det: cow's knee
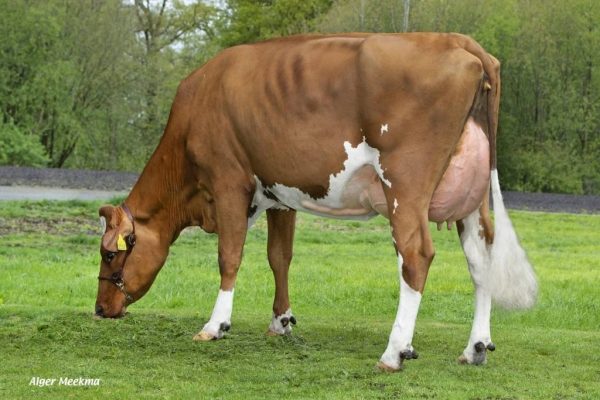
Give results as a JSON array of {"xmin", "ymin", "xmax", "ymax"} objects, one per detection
[{"xmin": 218, "ymin": 252, "xmax": 242, "ymax": 289}]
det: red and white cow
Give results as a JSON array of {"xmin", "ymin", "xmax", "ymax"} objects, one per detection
[{"xmin": 95, "ymin": 33, "xmax": 537, "ymax": 370}]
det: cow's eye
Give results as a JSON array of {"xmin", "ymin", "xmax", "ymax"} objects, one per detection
[{"xmin": 103, "ymin": 252, "xmax": 117, "ymax": 263}]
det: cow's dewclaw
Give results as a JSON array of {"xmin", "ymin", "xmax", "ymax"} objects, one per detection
[{"xmin": 458, "ymin": 341, "xmax": 495, "ymax": 365}]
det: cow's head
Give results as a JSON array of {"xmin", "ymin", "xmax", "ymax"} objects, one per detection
[{"xmin": 94, "ymin": 204, "xmax": 166, "ymax": 318}]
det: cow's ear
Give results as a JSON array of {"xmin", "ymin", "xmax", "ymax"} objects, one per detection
[
  {"xmin": 99, "ymin": 205, "xmax": 118, "ymax": 252},
  {"xmin": 98, "ymin": 205, "xmax": 133, "ymax": 252},
  {"xmin": 99, "ymin": 205, "xmax": 113, "ymax": 233}
]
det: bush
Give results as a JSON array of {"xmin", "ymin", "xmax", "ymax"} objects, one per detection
[
  {"xmin": 499, "ymin": 141, "xmax": 586, "ymax": 194},
  {"xmin": 0, "ymin": 120, "xmax": 49, "ymax": 167}
]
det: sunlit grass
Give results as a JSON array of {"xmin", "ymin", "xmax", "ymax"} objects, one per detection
[{"xmin": 1, "ymin": 201, "xmax": 599, "ymax": 399}]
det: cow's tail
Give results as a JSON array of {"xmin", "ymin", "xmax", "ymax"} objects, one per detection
[
  {"xmin": 487, "ymin": 170, "xmax": 538, "ymax": 309},
  {"xmin": 461, "ymin": 35, "xmax": 538, "ymax": 309}
]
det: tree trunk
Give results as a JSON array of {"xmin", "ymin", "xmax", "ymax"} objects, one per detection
[{"xmin": 403, "ymin": 0, "xmax": 410, "ymax": 32}]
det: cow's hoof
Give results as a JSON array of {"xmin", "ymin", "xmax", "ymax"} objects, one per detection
[
  {"xmin": 193, "ymin": 322, "xmax": 231, "ymax": 341},
  {"xmin": 458, "ymin": 341, "xmax": 495, "ymax": 365},
  {"xmin": 268, "ymin": 310, "xmax": 296, "ymax": 336},
  {"xmin": 193, "ymin": 331, "xmax": 215, "ymax": 341},
  {"xmin": 377, "ymin": 347, "xmax": 418, "ymax": 372},
  {"xmin": 376, "ymin": 361, "xmax": 402, "ymax": 372}
]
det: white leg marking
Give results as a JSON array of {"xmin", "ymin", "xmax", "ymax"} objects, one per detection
[
  {"xmin": 460, "ymin": 210, "xmax": 490, "ymax": 284},
  {"xmin": 461, "ymin": 287, "xmax": 492, "ymax": 364},
  {"xmin": 268, "ymin": 308, "xmax": 294, "ymax": 335},
  {"xmin": 379, "ymin": 254, "xmax": 422, "ymax": 370},
  {"xmin": 393, "ymin": 198, "xmax": 398, "ymax": 214},
  {"xmin": 459, "ymin": 210, "xmax": 493, "ymax": 364},
  {"xmin": 470, "ymin": 289, "xmax": 492, "ymax": 344},
  {"xmin": 201, "ymin": 289, "xmax": 234, "ymax": 339}
]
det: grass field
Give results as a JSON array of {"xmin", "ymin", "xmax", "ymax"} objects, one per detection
[{"xmin": 1, "ymin": 200, "xmax": 599, "ymax": 399}]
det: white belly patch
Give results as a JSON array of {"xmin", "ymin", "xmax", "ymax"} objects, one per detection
[{"xmin": 250, "ymin": 138, "xmax": 390, "ymax": 222}]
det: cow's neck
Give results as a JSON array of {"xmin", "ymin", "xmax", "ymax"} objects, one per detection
[{"xmin": 125, "ymin": 134, "xmax": 193, "ymax": 247}]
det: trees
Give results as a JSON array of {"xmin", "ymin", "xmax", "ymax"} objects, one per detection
[
  {"xmin": 318, "ymin": 0, "xmax": 600, "ymax": 194},
  {"xmin": 0, "ymin": 0, "xmax": 598, "ymax": 193},
  {"xmin": 217, "ymin": 0, "xmax": 332, "ymax": 47},
  {"xmin": 131, "ymin": 0, "xmax": 217, "ymax": 160},
  {"xmin": 0, "ymin": 119, "xmax": 48, "ymax": 167},
  {"xmin": 0, "ymin": 0, "xmax": 217, "ymax": 171},
  {"xmin": 0, "ymin": 0, "xmax": 138, "ymax": 168},
  {"xmin": 490, "ymin": 0, "xmax": 600, "ymax": 194}
]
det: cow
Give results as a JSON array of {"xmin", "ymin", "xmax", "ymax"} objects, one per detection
[{"xmin": 95, "ymin": 33, "xmax": 537, "ymax": 371}]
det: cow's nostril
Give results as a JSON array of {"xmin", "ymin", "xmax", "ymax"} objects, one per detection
[{"xmin": 95, "ymin": 304, "xmax": 104, "ymax": 316}]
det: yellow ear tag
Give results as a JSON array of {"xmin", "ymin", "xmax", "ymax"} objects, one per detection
[{"xmin": 117, "ymin": 234, "xmax": 127, "ymax": 251}]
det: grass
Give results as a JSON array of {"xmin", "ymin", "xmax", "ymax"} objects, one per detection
[{"xmin": 1, "ymin": 200, "xmax": 599, "ymax": 399}]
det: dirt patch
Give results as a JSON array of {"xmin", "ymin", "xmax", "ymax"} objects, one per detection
[{"xmin": 0, "ymin": 216, "xmax": 100, "ymax": 236}]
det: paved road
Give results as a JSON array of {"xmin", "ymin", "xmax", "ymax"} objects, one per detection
[
  {"xmin": 1, "ymin": 166, "xmax": 599, "ymax": 213},
  {"xmin": 0, "ymin": 186, "xmax": 127, "ymax": 201},
  {"xmin": 1, "ymin": 184, "xmax": 599, "ymax": 214}
]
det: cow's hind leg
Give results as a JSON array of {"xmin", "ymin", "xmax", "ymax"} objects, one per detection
[
  {"xmin": 193, "ymin": 182, "xmax": 252, "ymax": 341},
  {"xmin": 266, "ymin": 209, "xmax": 297, "ymax": 335},
  {"xmin": 457, "ymin": 200, "xmax": 496, "ymax": 364},
  {"xmin": 378, "ymin": 200, "xmax": 434, "ymax": 371}
]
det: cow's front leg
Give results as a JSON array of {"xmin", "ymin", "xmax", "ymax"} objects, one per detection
[
  {"xmin": 457, "ymin": 207, "xmax": 495, "ymax": 364},
  {"xmin": 378, "ymin": 207, "xmax": 434, "ymax": 371},
  {"xmin": 193, "ymin": 183, "xmax": 251, "ymax": 341},
  {"xmin": 194, "ymin": 289, "xmax": 235, "ymax": 341},
  {"xmin": 265, "ymin": 209, "xmax": 297, "ymax": 335}
]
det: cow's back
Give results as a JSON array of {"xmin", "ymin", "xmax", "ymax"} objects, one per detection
[{"xmin": 185, "ymin": 34, "xmax": 487, "ymax": 205}]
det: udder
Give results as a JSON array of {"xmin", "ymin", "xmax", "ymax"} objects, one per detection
[
  {"xmin": 353, "ymin": 117, "xmax": 489, "ymax": 223},
  {"xmin": 428, "ymin": 117, "xmax": 490, "ymax": 223}
]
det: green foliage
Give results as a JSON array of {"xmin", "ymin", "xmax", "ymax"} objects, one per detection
[
  {"xmin": 0, "ymin": 0, "xmax": 598, "ymax": 194},
  {"xmin": 0, "ymin": 120, "xmax": 49, "ymax": 167},
  {"xmin": 0, "ymin": 0, "xmax": 217, "ymax": 171},
  {"xmin": 218, "ymin": 0, "xmax": 333, "ymax": 47},
  {"xmin": 131, "ymin": 0, "xmax": 219, "ymax": 162},
  {"xmin": 499, "ymin": 140, "xmax": 584, "ymax": 194}
]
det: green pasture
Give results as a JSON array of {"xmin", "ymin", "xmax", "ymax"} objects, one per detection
[{"xmin": 0, "ymin": 200, "xmax": 599, "ymax": 399}]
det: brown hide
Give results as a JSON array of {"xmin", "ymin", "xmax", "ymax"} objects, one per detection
[{"xmin": 95, "ymin": 33, "xmax": 500, "ymax": 315}]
